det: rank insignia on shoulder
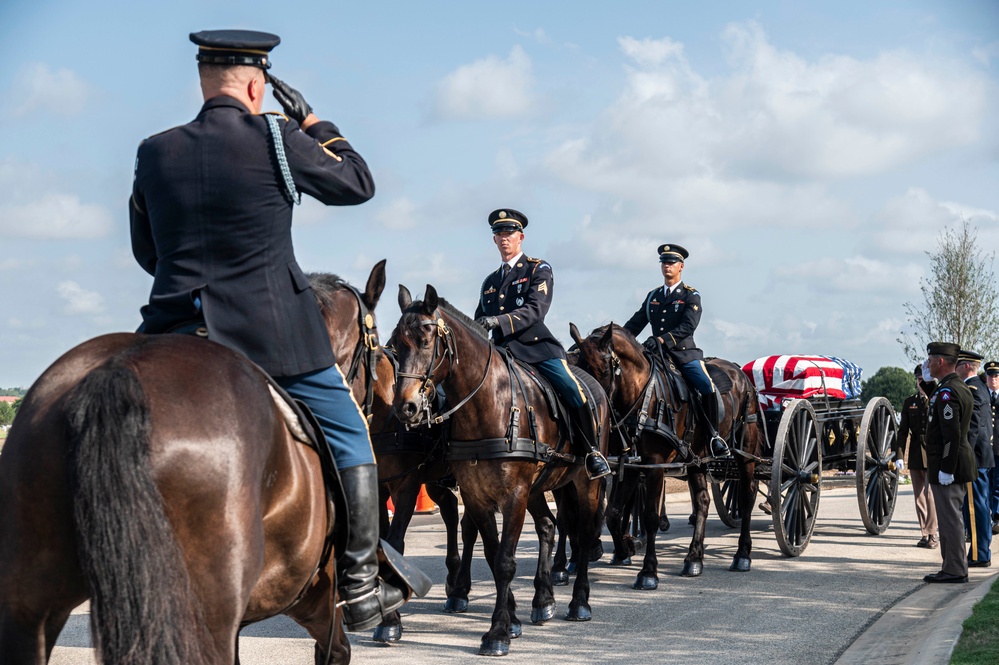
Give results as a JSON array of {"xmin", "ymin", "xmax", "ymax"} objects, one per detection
[{"xmin": 538, "ymin": 281, "xmax": 548, "ymax": 295}]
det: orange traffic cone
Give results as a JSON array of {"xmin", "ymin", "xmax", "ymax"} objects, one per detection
[{"xmin": 415, "ymin": 484, "xmax": 438, "ymax": 515}]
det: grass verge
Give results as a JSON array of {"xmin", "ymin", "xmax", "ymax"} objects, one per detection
[{"xmin": 952, "ymin": 576, "xmax": 999, "ymax": 663}]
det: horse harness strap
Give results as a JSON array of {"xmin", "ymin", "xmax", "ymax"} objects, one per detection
[{"xmin": 338, "ymin": 280, "xmax": 380, "ymax": 421}]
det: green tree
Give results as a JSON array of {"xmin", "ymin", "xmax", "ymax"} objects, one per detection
[
  {"xmin": 0, "ymin": 401, "xmax": 13, "ymax": 427},
  {"xmin": 12, "ymin": 398, "xmax": 22, "ymax": 415},
  {"xmin": 861, "ymin": 366, "xmax": 915, "ymax": 412},
  {"xmin": 898, "ymin": 219, "xmax": 999, "ymax": 363}
]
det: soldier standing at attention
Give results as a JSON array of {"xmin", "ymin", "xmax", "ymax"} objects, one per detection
[
  {"xmin": 129, "ymin": 30, "xmax": 408, "ymax": 630},
  {"xmin": 984, "ymin": 360, "xmax": 999, "ymax": 535},
  {"xmin": 957, "ymin": 349, "xmax": 993, "ymax": 567},
  {"xmin": 897, "ymin": 363, "xmax": 938, "ymax": 549},
  {"xmin": 923, "ymin": 342, "xmax": 977, "ymax": 583},
  {"xmin": 474, "ymin": 209, "xmax": 610, "ymax": 479},
  {"xmin": 623, "ymin": 244, "xmax": 729, "ymax": 458}
]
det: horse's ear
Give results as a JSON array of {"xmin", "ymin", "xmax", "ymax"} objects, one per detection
[
  {"xmin": 363, "ymin": 259, "xmax": 387, "ymax": 310},
  {"xmin": 398, "ymin": 284, "xmax": 412, "ymax": 311},
  {"xmin": 600, "ymin": 322, "xmax": 615, "ymax": 350},
  {"xmin": 424, "ymin": 284, "xmax": 439, "ymax": 312},
  {"xmin": 569, "ymin": 322, "xmax": 584, "ymax": 346}
]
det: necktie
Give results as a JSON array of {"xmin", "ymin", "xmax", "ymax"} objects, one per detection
[{"xmin": 501, "ymin": 264, "xmax": 510, "ymax": 279}]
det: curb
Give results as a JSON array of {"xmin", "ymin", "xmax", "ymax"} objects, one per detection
[{"xmin": 836, "ymin": 570, "xmax": 998, "ymax": 664}]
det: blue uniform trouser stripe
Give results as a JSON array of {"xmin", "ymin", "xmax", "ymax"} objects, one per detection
[
  {"xmin": 680, "ymin": 359, "xmax": 715, "ymax": 396},
  {"xmin": 963, "ymin": 468, "xmax": 993, "ymax": 562},
  {"xmin": 276, "ymin": 364, "xmax": 375, "ymax": 470},
  {"xmin": 535, "ymin": 358, "xmax": 585, "ymax": 408}
]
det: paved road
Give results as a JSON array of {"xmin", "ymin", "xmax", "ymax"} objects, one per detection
[{"xmin": 51, "ymin": 481, "xmax": 990, "ymax": 664}]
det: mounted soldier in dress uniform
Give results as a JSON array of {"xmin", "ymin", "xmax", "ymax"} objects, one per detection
[
  {"xmin": 129, "ymin": 30, "xmax": 412, "ymax": 631},
  {"xmin": 897, "ymin": 363, "xmax": 938, "ymax": 548},
  {"xmin": 923, "ymin": 342, "xmax": 976, "ymax": 583},
  {"xmin": 623, "ymin": 244, "xmax": 730, "ymax": 458},
  {"xmin": 474, "ymin": 209, "xmax": 611, "ymax": 479}
]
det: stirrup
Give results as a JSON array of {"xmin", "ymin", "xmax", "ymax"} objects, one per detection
[
  {"xmin": 709, "ymin": 435, "xmax": 731, "ymax": 459},
  {"xmin": 585, "ymin": 452, "xmax": 611, "ymax": 480}
]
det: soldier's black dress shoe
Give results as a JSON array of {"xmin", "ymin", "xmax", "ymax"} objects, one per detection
[
  {"xmin": 968, "ymin": 560, "xmax": 992, "ymax": 568},
  {"xmin": 923, "ymin": 571, "xmax": 969, "ymax": 583}
]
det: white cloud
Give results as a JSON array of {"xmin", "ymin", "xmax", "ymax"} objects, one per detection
[
  {"xmin": 972, "ymin": 42, "xmax": 999, "ymax": 67},
  {"xmin": 872, "ymin": 188, "xmax": 999, "ymax": 256},
  {"xmin": 544, "ymin": 21, "xmax": 992, "ymax": 236},
  {"xmin": 12, "ymin": 63, "xmax": 90, "ymax": 116},
  {"xmin": 0, "ymin": 193, "xmax": 112, "ymax": 239},
  {"xmin": 773, "ymin": 256, "xmax": 924, "ymax": 295},
  {"xmin": 57, "ymin": 281, "xmax": 105, "ymax": 315},
  {"xmin": 433, "ymin": 46, "xmax": 535, "ymax": 120},
  {"xmin": 375, "ymin": 197, "xmax": 418, "ymax": 230}
]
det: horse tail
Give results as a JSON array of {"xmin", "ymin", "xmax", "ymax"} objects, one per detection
[{"xmin": 66, "ymin": 359, "xmax": 212, "ymax": 665}]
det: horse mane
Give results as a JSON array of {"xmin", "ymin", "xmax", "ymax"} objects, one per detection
[
  {"xmin": 437, "ymin": 298, "xmax": 490, "ymax": 341},
  {"xmin": 307, "ymin": 272, "xmax": 348, "ymax": 312}
]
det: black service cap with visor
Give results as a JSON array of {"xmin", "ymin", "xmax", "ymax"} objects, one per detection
[
  {"xmin": 658, "ymin": 243, "xmax": 688, "ymax": 264},
  {"xmin": 488, "ymin": 209, "xmax": 528, "ymax": 234},
  {"xmin": 190, "ymin": 30, "xmax": 280, "ymax": 70}
]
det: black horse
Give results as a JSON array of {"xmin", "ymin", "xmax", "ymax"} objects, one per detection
[{"xmin": 390, "ymin": 285, "xmax": 607, "ymax": 657}]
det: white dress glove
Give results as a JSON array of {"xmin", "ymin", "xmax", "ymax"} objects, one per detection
[
  {"xmin": 895, "ymin": 458, "xmax": 905, "ymax": 472},
  {"xmin": 939, "ymin": 471, "xmax": 955, "ymax": 486}
]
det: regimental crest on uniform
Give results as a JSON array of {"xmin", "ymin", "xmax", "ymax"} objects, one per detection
[
  {"xmin": 538, "ymin": 281, "xmax": 548, "ymax": 295},
  {"xmin": 516, "ymin": 297, "xmax": 524, "ymax": 306},
  {"xmin": 943, "ymin": 403, "xmax": 954, "ymax": 420},
  {"xmin": 692, "ymin": 305, "xmax": 699, "ymax": 311},
  {"xmin": 941, "ymin": 392, "xmax": 951, "ymax": 401}
]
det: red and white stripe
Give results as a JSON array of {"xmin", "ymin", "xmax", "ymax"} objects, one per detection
[{"xmin": 742, "ymin": 355, "xmax": 848, "ymax": 409}]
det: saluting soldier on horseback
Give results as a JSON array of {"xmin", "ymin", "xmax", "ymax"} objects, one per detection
[
  {"xmin": 129, "ymin": 30, "xmax": 411, "ymax": 632},
  {"xmin": 473, "ymin": 209, "xmax": 611, "ymax": 479},
  {"xmin": 623, "ymin": 244, "xmax": 731, "ymax": 459}
]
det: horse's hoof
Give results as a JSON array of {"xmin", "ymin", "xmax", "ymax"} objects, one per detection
[
  {"xmin": 681, "ymin": 561, "xmax": 703, "ymax": 577},
  {"xmin": 590, "ymin": 540, "xmax": 605, "ymax": 562},
  {"xmin": 509, "ymin": 622, "xmax": 522, "ymax": 639},
  {"xmin": 609, "ymin": 556, "xmax": 632, "ymax": 566},
  {"xmin": 372, "ymin": 623, "xmax": 403, "ymax": 643},
  {"xmin": 566, "ymin": 561, "xmax": 577, "ymax": 574},
  {"xmin": 730, "ymin": 557, "xmax": 752, "ymax": 572},
  {"xmin": 551, "ymin": 570, "xmax": 570, "ymax": 586},
  {"xmin": 479, "ymin": 640, "xmax": 510, "ymax": 657},
  {"xmin": 531, "ymin": 602, "xmax": 556, "ymax": 624},
  {"xmin": 687, "ymin": 513, "xmax": 696, "ymax": 526},
  {"xmin": 659, "ymin": 517, "xmax": 671, "ymax": 533},
  {"xmin": 443, "ymin": 597, "xmax": 469, "ymax": 614},
  {"xmin": 566, "ymin": 604, "xmax": 592, "ymax": 622},
  {"xmin": 633, "ymin": 574, "xmax": 659, "ymax": 590}
]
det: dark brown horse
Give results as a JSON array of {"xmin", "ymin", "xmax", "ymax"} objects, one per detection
[
  {"xmin": 390, "ymin": 285, "xmax": 607, "ymax": 657},
  {"xmin": 0, "ymin": 262, "xmax": 391, "ymax": 665},
  {"xmin": 570, "ymin": 323, "xmax": 762, "ymax": 588}
]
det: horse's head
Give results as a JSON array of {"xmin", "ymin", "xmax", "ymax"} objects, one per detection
[
  {"xmin": 570, "ymin": 322, "xmax": 648, "ymax": 408},
  {"xmin": 389, "ymin": 284, "xmax": 453, "ymax": 426}
]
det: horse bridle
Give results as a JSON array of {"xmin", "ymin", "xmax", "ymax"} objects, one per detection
[
  {"xmin": 395, "ymin": 311, "xmax": 493, "ymax": 427},
  {"xmin": 337, "ymin": 280, "xmax": 381, "ymax": 420}
]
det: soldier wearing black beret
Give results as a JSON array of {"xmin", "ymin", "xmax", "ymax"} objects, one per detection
[
  {"xmin": 923, "ymin": 342, "xmax": 977, "ymax": 582},
  {"xmin": 129, "ymin": 30, "xmax": 405, "ymax": 631},
  {"xmin": 474, "ymin": 209, "xmax": 610, "ymax": 479},
  {"xmin": 956, "ymin": 349, "xmax": 993, "ymax": 566},
  {"xmin": 623, "ymin": 244, "xmax": 729, "ymax": 458},
  {"xmin": 897, "ymin": 363, "xmax": 938, "ymax": 548}
]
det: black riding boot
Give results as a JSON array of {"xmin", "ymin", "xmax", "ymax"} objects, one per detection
[
  {"xmin": 702, "ymin": 393, "xmax": 731, "ymax": 458},
  {"xmin": 338, "ymin": 464, "xmax": 407, "ymax": 631},
  {"xmin": 571, "ymin": 405, "xmax": 611, "ymax": 479}
]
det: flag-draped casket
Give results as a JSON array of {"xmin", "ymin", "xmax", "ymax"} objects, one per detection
[{"xmin": 741, "ymin": 355, "xmax": 864, "ymax": 410}]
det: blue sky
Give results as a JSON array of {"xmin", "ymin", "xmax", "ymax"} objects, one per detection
[{"xmin": 1, "ymin": 1, "xmax": 997, "ymax": 387}]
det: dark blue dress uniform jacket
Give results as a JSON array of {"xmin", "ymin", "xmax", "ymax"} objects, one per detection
[
  {"xmin": 623, "ymin": 282, "xmax": 704, "ymax": 365},
  {"xmin": 474, "ymin": 256, "xmax": 565, "ymax": 364},
  {"xmin": 897, "ymin": 392, "xmax": 931, "ymax": 470},
  {"xmin": 967, "ymin": 375, "xmax": 995, "ymax": 469},
  {"xmin": 130, "ymin": 95, "xmax": 375, "ymax": 377}
]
